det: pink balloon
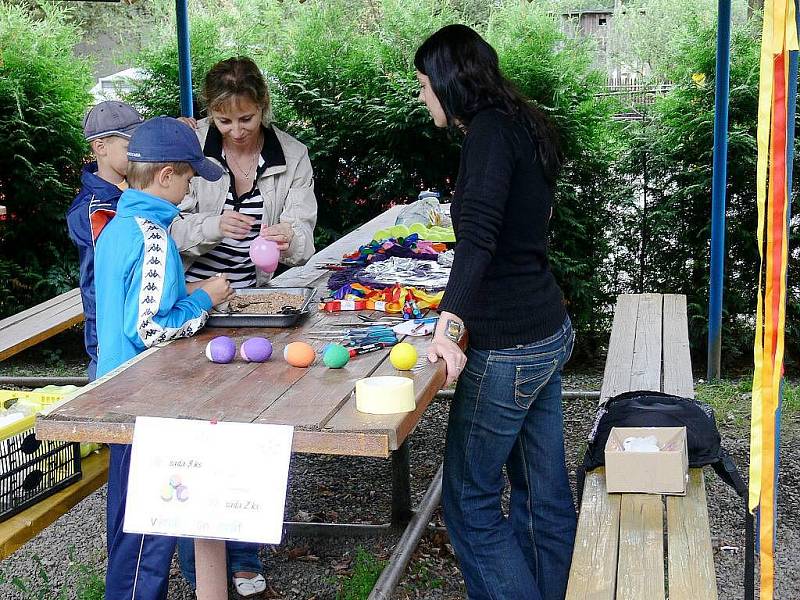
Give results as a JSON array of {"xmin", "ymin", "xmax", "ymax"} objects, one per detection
[{"xmin": 249, "ymin": 238, "xmax": 280, "ymax": 273}]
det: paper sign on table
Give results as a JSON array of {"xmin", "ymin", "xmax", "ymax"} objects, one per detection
[{"xmin": 124, "ymin": 417, "xmax": 293, "ymax": 544}]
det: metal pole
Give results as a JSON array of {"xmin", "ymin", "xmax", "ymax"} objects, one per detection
[
  {"xmin": 707, "ymin": 0, "xmax": 733, "ymax": 380},
  {"xmin": 434, "ymin": 389, "xmax": 600, "ymax": 401},
  {"xmin": 369, "ymin": 465, "xmax": 443, "ymax": 600},
  {"xmin": 0, "ymin": 376, "xmax": 89, "ymax": 387},
  {"xmin": 175, "ymin": 0, "xmax": 193, "ymax": 118},
  {"xmin": 391, "ymin": 440, "xmax": 412, "ymax": 527}
]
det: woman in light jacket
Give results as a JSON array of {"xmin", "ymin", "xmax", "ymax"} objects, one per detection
[
  {"xmin": 172, "ymin": 56, "xmax": 317, "ymax": 598},
  {"xmin": 172, "ymin": 56, "xmax": 316, "ymax": 289}
]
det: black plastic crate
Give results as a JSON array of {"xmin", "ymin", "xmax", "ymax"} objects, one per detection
[{"xmin": 0, "ymin": 426, "xmax": 82, "ymax": 521}]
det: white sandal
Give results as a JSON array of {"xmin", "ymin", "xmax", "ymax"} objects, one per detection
[{"xmin": 232, "ymin": 573, "xmax": 267, "ymax": 598}]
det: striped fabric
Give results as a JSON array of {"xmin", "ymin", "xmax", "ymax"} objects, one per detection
[{"xmin": 186, "ymin": 154, "xmax": 265, "ymax": 288}]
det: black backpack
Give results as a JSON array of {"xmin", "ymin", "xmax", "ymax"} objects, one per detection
[{"xmin": 577, "ymin": 390, "xmax": 754, "ymax": 600}]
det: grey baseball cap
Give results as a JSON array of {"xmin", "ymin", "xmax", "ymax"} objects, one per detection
[{"xmin": 83, "ymin": 101, "xmax": 144, "ymax": 141}]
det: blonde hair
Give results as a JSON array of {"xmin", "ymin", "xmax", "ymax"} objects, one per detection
[
  {"xmin": 126, "ymin": 161, "xmax": 193, "ymax": 190},
  {"xmin": 204, "ymin": 56, "xmax": 273, "ymax": 126}
]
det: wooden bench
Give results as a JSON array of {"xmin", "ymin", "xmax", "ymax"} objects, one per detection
[
  {"xmin": 566, "ymin": 293, "xmax": 717, "ymax": 600},
  {"xmin": 0, "ymin": 288, "xmax": 84, "ymax": 361}
]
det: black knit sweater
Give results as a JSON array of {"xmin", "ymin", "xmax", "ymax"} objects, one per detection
[{"xmin": 438, "ymin": 108, "xmax": 567, "ymax": 350}]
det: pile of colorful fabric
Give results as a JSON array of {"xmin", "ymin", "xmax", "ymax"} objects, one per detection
[
  {"xmin": 342, "ymin": 234, "xmax": 447, "ymax": 267},
  {"xmin": 324, "ymin": 282, "xmax": 444, "ymax": 315}
]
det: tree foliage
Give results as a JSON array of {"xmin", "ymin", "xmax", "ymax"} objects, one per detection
[{"xmin": 0, "ymin": 2, "xmax": 92, "ymax": 316}]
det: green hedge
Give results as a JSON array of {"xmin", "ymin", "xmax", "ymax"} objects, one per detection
[{"xmin": 0, "ymin": 2, "xmax": 92, "ymax": 317}]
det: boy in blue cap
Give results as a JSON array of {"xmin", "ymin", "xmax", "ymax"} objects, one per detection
[
  {"xmin": 67, "ymin": 101, "xmax": 144, "ymax": 380},
  {"xmin": 95, "ymin": 116, "xmax": 234, "ymax": 600}
]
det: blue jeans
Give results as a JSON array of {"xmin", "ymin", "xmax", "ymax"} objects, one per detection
[
  {"xmin": 442, "ymin": 317, "xmax": 577, "ymax": 600},
  {"xmin": 177, "ymin": 538, "xmax": 263, "ymax": 589}
]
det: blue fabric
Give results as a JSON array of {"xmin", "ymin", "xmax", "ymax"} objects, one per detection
[
  {"xmin": 176, "ymin": 538, "xmax": 263, "ymax": 589},
  {"xmin": 442, "ymin": 317, "xmax": 576, "ymax": 600},
  {"xmin": 94, "ymin": 188, "xmax": 212, "ymax": 378},
  {"xmin": 66, "ymin": 163, "xmax": 123, "ymax": 380},
  {"xmin": 106, "ymin": 444, "xmax": 176, "ymax": 600}
]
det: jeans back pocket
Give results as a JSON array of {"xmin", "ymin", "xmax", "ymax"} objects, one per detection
[{"xmin": 514, "ymin": 356, "xmax": 560, "ymax": 409}]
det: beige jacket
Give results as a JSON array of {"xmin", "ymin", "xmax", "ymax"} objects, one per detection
[{"xmin": 170, "ymin": 118, "xmax": 317, "ymax": 283}]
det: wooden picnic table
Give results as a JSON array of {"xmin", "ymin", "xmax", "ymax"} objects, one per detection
[{"xmin": 35, "ymin": 205, "xmax": 447, "ymax": 599}]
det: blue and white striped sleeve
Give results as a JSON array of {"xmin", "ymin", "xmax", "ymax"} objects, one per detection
[{"xmin": 124, "ymin": 218, "xmax": 212, "ymax": 349}]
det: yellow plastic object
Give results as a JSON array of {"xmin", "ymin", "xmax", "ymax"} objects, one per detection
[
  {"xmin": 355, "ymin": 376, "xmax": 415, "ymax": 414},
  {"xmin": 373, "ymin": 224, "xmax": 455, "ymax": 243},
  {"xmin": 0, "ymin": 386, "xmax": 79, "ymax": 440}
]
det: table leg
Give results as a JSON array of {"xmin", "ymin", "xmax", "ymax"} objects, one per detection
[
  {"xmin": 391, "ymin": 440, "xmax": 412, "ymax": 528},
  {"xmin": 194, "ymin": 538, "xmax": 227, "ymax": 600}
]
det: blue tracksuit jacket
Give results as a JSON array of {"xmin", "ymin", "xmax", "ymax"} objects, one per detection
[
  {"xmin": 94, "ymin": 188, "xmax": 212, "ymax": 377},
  {"xmin": 66, "ymin": 163, "xmax": 122, "ymax": 380},
  {"xmin": 94, "ymin": 188, "xmax": 212, "ymax": 600}
]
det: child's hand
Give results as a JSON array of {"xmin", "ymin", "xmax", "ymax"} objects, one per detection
[
  {"xmin": 260, "ymin": 222, "xmax": 293, "ymax": 251},
  {"xmin": 220, "ymin": 210, "xmax": 256, "ymax": 239},
  {"xmin": 200, "ymin": 274, "xmax": 235, "ymax": 307}
]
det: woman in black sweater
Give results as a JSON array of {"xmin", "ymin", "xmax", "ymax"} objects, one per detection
[{"xmin": 417, "ymin": 25, "xmax": 576, "ymax": 600}]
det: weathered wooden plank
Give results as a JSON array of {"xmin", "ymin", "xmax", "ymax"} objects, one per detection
[
  {"xmin": 0, "ymin": 448, "xmax": 108, "ymax": 560},
  {"xmin": 629, "ymin": 293, "xmax": 663, "ymax": 393},
  {"xmin": 565, "ymin": 468, "xmax": 620, "ymax": 600},
  {"xmin": 667, "ymin": 469, "xmax": 717, "ymax": 600},
  {"xmin": 616, "ymin": 494, "xmax": 665, "ymax": 599},
  {"xmin": 600, "ymin": 295, "xmax": 640, "ymax": 402},
  {"xmin": 0, "ymin": 289, "xmax": 84, "ymax": 361},
  {"xmin": 35, "ymin": 419, "xmax": 391, "ymax": 457},
  {"xmin": 662, "ymin": 294, "xmax": 694, "ymax": 398},
  {"xmin": 0, "ymin": 288, "xmax": 81, "ymax": 329},
  {"xmin": 323, "ymin": 332, "xmax": 446, "ymax": 450}
]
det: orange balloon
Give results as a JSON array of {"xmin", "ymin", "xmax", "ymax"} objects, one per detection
[{"xmin": 283, "ymin": 341, "xmax": 316, "ymax": 367}]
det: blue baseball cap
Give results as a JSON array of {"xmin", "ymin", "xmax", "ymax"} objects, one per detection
[{"xmin": 127, "ymin": 116, "xmax": 224, "ymax": 181}]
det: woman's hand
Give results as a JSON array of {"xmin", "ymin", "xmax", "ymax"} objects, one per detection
[
  {"xmin": 220, "ymin": 210, "xmax": 256, "ymax": 239},
  {"xmin": 427, "ymin": 311, "xmax": 467, "ymax": 387},
  {"xmin": 177, "ymin": 116, "xmax": 198, "ymax": 129},
  {"xmin": 260, "ymin": 222, "xmax": 294, "ymax": 251}
]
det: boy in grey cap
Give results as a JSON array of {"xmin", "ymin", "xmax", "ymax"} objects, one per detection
[{"xmin": 66, "ymin": 101, "xmax": 144, "ymax": 380}]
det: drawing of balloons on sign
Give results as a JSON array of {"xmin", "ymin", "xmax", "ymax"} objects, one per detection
[{"xmin": 161, "ymin": 473, "xmax": 190, "ymax": 503}]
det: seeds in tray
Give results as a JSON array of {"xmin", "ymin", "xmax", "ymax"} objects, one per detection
[{"xmin": 228, "ymin": 292, "xmax": 306, "ymax": 314}]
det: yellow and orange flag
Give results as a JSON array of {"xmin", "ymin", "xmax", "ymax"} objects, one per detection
[{"xmin": 750, "ymin": 2, "xmax": 797, "ymax": 597}]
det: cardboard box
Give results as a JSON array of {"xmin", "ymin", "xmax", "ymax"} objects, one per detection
[{"xmin": 604, "ymin": 426, "xmax": 689, "ymax": 495}]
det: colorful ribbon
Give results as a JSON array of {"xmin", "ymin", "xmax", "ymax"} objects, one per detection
[
  {"xmin": 326, "ymin": 283, "xmax": 443, "ymax": 314},
  {"xmin": 750, "ymin": 3, "xmax": 797, "ymax": 597}
]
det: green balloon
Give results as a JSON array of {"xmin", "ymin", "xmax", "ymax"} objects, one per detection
[{"xmin": 323, "ymin": 344, "xmax": 351, "ymax": 369}]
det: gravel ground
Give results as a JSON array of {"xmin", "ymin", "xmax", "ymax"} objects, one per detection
[{"xmin": 1, "ymin": 335, "xmax": 798, "ymax": 599}]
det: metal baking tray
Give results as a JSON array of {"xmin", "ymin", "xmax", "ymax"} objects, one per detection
[{"xmin": 205, "ymin": 286, "xmax": 315, "ymax": 328}]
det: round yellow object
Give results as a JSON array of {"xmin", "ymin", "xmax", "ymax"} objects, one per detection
[
  {"xmin": 284, "ymin": 342, "xmax": 316, "ymax": 367},
  {"xmin": 390, "ymin": 343, "xmax": 418, "ymax": 371}
]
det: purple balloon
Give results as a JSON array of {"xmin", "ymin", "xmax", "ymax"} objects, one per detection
[
  {"xmin": 240, "ymin": 337, "xmax": 273, "ymax": 363},
  {"xmin": 249, "ymin": 238, "xmax": 280, "ymax": 273},
  {"xmin": 205, "ymin": 336, "xmax": 237, "ymax": 364}
]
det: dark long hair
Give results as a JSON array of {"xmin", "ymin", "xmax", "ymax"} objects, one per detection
[{"xmin": 414, "ymin": 24, "xmax": 562, "ymax": 184}]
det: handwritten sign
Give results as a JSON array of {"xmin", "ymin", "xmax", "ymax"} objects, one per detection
[{"xmin": 124, "ymin": 417, "xmax": 293, "ymax": 544}]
